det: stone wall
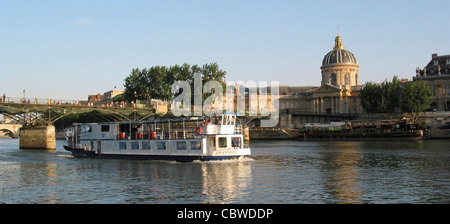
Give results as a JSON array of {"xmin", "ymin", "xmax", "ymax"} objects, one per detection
[{"xmin": 19, "ymin": 125, "xmax": 56, "ymax": 150}]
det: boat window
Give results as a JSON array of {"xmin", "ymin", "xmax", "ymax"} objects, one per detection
[
  {"xmin": 142, "ymin": 142, "xmax": 150, "ymax": 150},
  {"xmin": 119, "ymin": 142, "xmax": 127, "ymax": 150},
  {"xmin": 209, "ymin": 137, "xmax": 215, "ymax": 147},
  {"xmin": 157, "ymin": 142, "xmax": 166, "ymax": 150},
  {"xmin": 131, "ymin": 142, "xmax": 139, "ymax": 150},
  {"xmin": 119, "ymin": 123, "xmax": 130, "ymax": 133},
  {"xmin": 101, "ymin": 125, "xmax": 110, "ymax": 132},
  {"xmin": 232, "ymin": 137, "xmax": 241, "ymax": 148},
  {"xmin": 190, "ymin": 141, "xmax": 201, "ymax": 150},
  {"xmin": 177, "ymin": 142, "xmax": 187, "ymax": 150},
  {"xmin": 82, "ymin": 126, "xmax": 92, "ymax": 133},
  {"xmin": 218, "ymin": 137, "xmax": 227, "ymax": 148}
]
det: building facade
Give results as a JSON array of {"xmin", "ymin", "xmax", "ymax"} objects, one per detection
[
  {"xmin": 279, "ymin": 34, "xmax": 363, "ymax": 118},
  {"xmin": 414, "ymin": 53, "xmax": 450, "ymax": 111}
]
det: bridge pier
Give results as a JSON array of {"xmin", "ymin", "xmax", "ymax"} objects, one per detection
[{"xmin": 19, "ymin": 125, "xmax": 56, "ymax": 150}]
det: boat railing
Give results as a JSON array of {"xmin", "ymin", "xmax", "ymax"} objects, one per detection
[
  {"xmin": 113, "ymin": 114, "xmax": 243, "ymax": 140},
  {"xmin": 234, "ymin": 125, "xmax": 243, "ymax": 134}
]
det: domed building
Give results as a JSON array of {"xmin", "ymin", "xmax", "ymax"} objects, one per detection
[
  {"xmin": 320, "ymin": 34, "xmax": 359, "ymax": 86},
  {"xmin": 278, "ymin": 33, "xmax": 364, "ymax": 129},
  {"xmin": 294, "ymin": 33, "xmax": 364, "ymax": 116}
]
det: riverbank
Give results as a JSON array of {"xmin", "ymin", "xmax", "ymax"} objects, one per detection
[{"xmin": 249, "ymin": 126, "xmax": 450, "ymax": 140}]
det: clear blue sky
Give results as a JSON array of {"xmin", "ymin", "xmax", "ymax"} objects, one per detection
[{"xmin": 1, "ymin": 0, "xmax": 449, "ymax": 100}]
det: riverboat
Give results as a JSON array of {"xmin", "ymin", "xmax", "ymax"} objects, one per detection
[
  {"xmin": 301, "ymin": 119, "xmax": 425, "ymax": 140},
  {"xmin": 64, "ymin": 114, "xmax": 250, "ymax": 162}
]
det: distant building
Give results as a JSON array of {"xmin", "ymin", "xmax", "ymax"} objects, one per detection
[
  {"xmin": 414, "ymin": 53, "xmax": 450, "ymax": 111},
  {"xmin": 279, "ymin": 34, "xmax": 363, "ymax": 114},
  {"xmin": 276, "ymin": 34, "xmax": 364, "ymax": 128},
  {"xmin": 87, "ymin": 93, "xmax": 102, "ymax": 103},
  {"xmin": 87, "ymin": 90, "xmax": 125, "ymax": 106},
  {"xmin": 103, "ymin": 90, "xmax": 125, "ymax": 101}
]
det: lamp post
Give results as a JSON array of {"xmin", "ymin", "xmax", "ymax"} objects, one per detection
[{"xmin": 23, "ymin": 90, "xmax": 26, "ymax": 102}]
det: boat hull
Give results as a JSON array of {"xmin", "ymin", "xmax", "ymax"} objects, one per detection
[{"xmin": 64, "ymin": 146, "xmax": 246, "ymax": 162}]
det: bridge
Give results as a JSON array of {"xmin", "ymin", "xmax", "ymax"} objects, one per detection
[
  {"xmin": 0, "ymin": 124, "xmax": 22, "ymax": 138},
  {"xmin": 0, "ymin": 97, "xmax": 158, "ymax": 125},
  {"xmin": 0, "ymin": 96, "xmax": 159, "ymax": 149},
  {"xmin": 1, "ymin": 95, "xmax": 268, "ymax": 149}
]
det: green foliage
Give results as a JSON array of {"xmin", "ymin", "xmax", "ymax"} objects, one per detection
[
  {"xmin": 123, "ymin": 63, "xmax": 226, "ymax": 103},
  {"xmin": 359, "ymin": 81, "xmax": 383, "ymax": 114},
  {"xmin": 360, "ymin": 77, "xmax": 433, "ymax": 122},
  {"xmin": 360, "ymin": 76, "xmax": 402, "ymax": 114},
  {"xmin": 380, "ymin": 76, "xmax": 402, "ymax": 114},
  {"xmin": 401, "ymin": 80, "xmax": 433, "ymax": 123}
]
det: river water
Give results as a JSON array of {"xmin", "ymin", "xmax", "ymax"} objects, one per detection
[{"xmin": 0, "ymin": 138, "xmax": 448, "ymax": 204}]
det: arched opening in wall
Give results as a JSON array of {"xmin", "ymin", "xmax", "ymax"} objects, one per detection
[
  {"xmin": 0, "ymin": 129, "xmax": 14, "ymax": 138},
  {"xmin": 330, "ymin": 73, "xmax": 337, "ymax": 85},
  {"xmin": 345, "ymin": 73, "xmax": 350, "ymax": 85}
]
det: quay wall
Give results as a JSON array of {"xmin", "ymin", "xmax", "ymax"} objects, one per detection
[
  {"xmin": 427, "ymin": 129, "xmax": 450, "ymax": 139},
  {"xmin": 250, "ymin": 128, "xmax": 299, "ymax": 140},
  {"xmin": 281, "ymin": 111, "xmax": 450, "ymax": 129},
  {"xmin": 251, "ymin": 112, "xmax": 450, "ymax": 140}
]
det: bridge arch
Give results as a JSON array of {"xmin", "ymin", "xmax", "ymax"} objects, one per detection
[
  {"xmin": 0, "ymin": 124, "xmax": 21, "ymax": 138},
  {"xmin": 0, "ymin": 128, "xmax": 15, "ymax": 138}
]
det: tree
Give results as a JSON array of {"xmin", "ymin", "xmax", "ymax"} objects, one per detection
[
  {"xmin": 123, "ymin": 68, "xmax": 149, "ymax": 102},
  {"xmin": 381, "ymin": 76, "xmax": 401, "ymax": 114},
  {"xmin": 123, "ymin": 63, "xmax": 226, "ymax": 103},
  {"xmin": 360, "ymin": 76, "xmax": 403, "ymax": 115},
  {"xmin": 401, "ymin": 80, "xmax": 432, "ymax": 123},
  {"xmin": 359, "ymin": 81, "xmax": 383, "ymax": 114}
]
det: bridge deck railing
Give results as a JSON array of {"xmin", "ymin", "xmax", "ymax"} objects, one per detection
[{"xmin": 0, "ymin": 96, "xmax": 154, "ymax": 109}]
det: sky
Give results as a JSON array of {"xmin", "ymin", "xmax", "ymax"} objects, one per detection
[{"xmin": 0, "ymin": 0, "xmax": 449, "ymax": 100}]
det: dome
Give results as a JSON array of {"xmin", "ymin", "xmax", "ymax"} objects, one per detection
[
  {"xmin": 322, "ymin": 34, "xmax": 358, "ymax": 66},
  {"xmin": 320, "ymin": 34, "xmax": 359, "ymax": 87}
]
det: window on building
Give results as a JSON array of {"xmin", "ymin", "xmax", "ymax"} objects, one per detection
[
  {"xmin": 299, "ymin": 100, "xmax": 304, "ymax": 108},
  {"xmin": 445, "ymin": 85, "xmax": 450, "ymax": 95},
  {"xmin": 331, "ymin": 73, "xmax": 337, "ymax": 85},
  {"xmin": 345, "ymin": 74, "xmax": 350, "ymax": 85},
  {"xmin": 432, "ymin": 85, "xmax": 437, "ymax": 96}
]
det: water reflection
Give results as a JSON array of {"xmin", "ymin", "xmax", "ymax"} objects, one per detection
[
  {"xmin": 18, "ymin": 161, "xmax": 58, "ymax": 203},
  {"xmin": 331, "ymin": 142, "xmax": 362, "ymax": 204},
  {"xmin": 200, "ymin": 159, "xmax": 252, "ymax": 203},
  {"xmin": 318, "ymin": 141, "xmax": 362, "ymax": 204},
  {"xmin": 46, "ymin": 158, "xmax": 254, "ymax": 203}
]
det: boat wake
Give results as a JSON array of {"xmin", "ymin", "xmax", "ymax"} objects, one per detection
[{"xmin": 192, "ymin": 156, "xmax": 254, "ymax": 164}]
